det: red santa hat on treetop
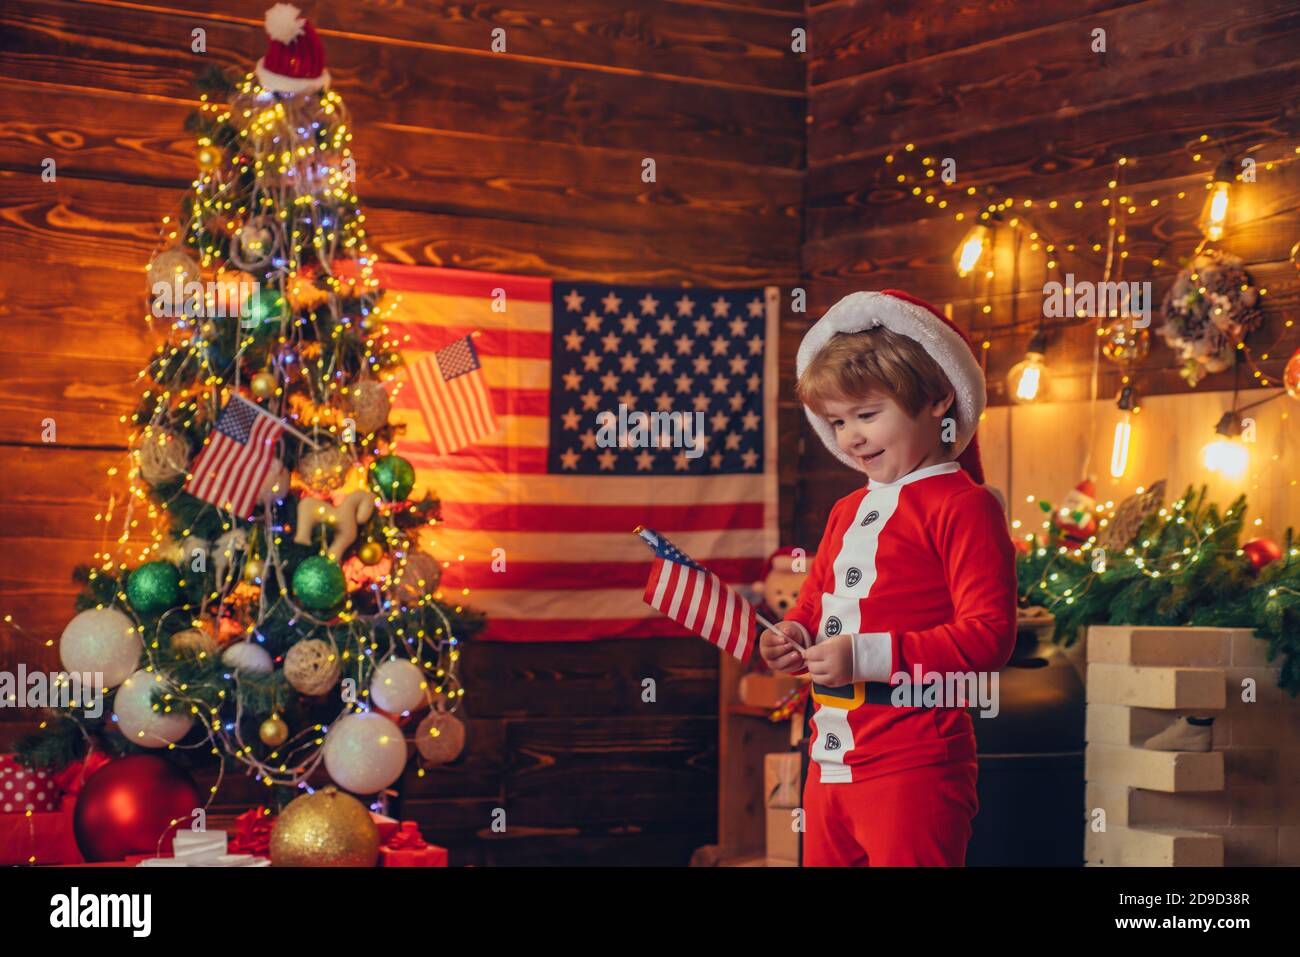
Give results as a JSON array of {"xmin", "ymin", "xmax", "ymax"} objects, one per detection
[
  {"xmin": 796, "ymin": 289, "xmax": 988, "ymax": 486},
  {"xmin": 256, "ymin": 3, "xmax": 331, "ymax": 94}
]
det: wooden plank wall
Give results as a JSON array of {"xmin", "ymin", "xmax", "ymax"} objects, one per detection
[
  {"xmin": 799, "ymin": 0, "xmax": 1300, "ymax": 535},
  {"xmin": 0, "ymin": 0, "xmax": 804, "ymax": 865}
]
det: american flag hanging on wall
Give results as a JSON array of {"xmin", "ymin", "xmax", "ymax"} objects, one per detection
[
  {"xmin": 380, "ymin": 262, "xmax": 779, "ymax": 642},
  {"xmin": 406, "ymin": 333, "xmax": 499, "ymax": 455}
]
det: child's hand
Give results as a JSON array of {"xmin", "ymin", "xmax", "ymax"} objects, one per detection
[
  {"xmin": 759, "ymin": 621, "xmax": 808, "ymax": 674},
  {"xmin": 802, "ymin": 632, "xmax": 854, "ymax": 687}
]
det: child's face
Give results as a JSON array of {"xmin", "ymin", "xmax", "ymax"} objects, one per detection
[{"xmin": 821, "ymin": 388, "xmax": 954, "ymax": 483}]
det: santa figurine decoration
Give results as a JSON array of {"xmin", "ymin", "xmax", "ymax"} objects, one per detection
[
  {"xmin": 1054, "ymin": 477, "xmax": 1098, "ymax": 548},
  {"xmin": 256, "ymin": 3, "xmax": 331, "ymax": 94}
]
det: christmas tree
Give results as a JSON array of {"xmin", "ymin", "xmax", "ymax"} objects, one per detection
[
  {"xmin": 1017, "ymin": 482, "xmax": 1300, "ymax": 694},
  {"xmin": 17, "ymin": 5, "xmax": 484, "ymax": 805}
]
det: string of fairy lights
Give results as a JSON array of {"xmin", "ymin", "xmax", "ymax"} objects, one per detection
[{"xmin": 11, "ymin": 71, "xmax": 476, "ymax": 796}]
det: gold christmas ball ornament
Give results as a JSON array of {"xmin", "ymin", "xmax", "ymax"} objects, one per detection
[
  {"xmin": 347, "ymin": 380, "xmax": 391, "ymax": 436},
  {"xmin": 391, "ymin": 552, "xmax": 442, "ymax": 603},
  {"xmin": 170, "ymin": 627, "xmax": 217, "ymax": 659},
  {"xmin": 259, "ymin": 713, "xmax": 289, "ymax": 747},
  {"xmin": 283, "ymin": 638, "xmax": 341, "ymax": 696},
  {"xmin": 250, "ymin": 371, "xmax": 278, "ymax": 400},
  {"xmin": 242, "ymin": 557, "xmax": 265, "ymax": 583},
  {"xmin": 357, "ymin": 542, "xmax": 384, "ymax": 565},
  {"xmin": 135, "ymin": 428, "xmax": 191, "ymax": 486},
  {"xmin": 415, "ymin": 705, "xmax": 466, "ymax": 766},
  {"xmin": 297, "ymin": 445, "xmax": 352, "ymax": 492},
  {"xmin": 268, "ymin": 786, "xmax": 380, "ymax": 867}
]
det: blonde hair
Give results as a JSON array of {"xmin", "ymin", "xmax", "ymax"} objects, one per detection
[{"xmin": 796, "ymin": 327, "xmax": 957, "ymax": 447}]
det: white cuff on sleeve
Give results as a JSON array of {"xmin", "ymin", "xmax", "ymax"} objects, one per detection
[{"xmin": 850, "ymin": 632, "xmax": 894, "ymax": 683}]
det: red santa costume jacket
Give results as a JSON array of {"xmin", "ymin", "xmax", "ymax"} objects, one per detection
[{"xmin": 782, "ymin": 459, "xmax": 1018, "ymax": 784}]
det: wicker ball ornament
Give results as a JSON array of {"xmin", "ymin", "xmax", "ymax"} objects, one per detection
[
  {"xmin": 170, "ymin": 627, "xmax": 217, "ymax": 659},
  {"xmin": 415, "ymin": 705, "xmax": 466, "ymax": 766},
  {"xmin": 391, "ymin": 552, "xmax": 441, "ymax": 603},
  {"xmin": 136, "ymin": 428, "xmax": 191, "ymax": 486},
  {"xmin": 297, "ymin": 445, "xmax": 352, "ymax": 492},
  {"xmin": 347, "ymin": 380, "xmax": 391, "ymax": 435},
  {"xmin": 283, "ymin": 638, "xmax": 341, "ymax": 695},
  {"xmin": 269, "ymin": 786, "xmax": 380, "ymax": 867}
]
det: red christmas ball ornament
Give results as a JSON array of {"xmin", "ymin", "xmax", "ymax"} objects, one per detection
[
  {"xmin": 72, "ymin": 754, "xmax": 201, "ymax": 862},
  {"xmin": 1013, "ymin": 538, "xmax": 1033, "ymax": 556},
  {"xmin": 1242, "ymin": 537, "xmax": 1282, "ymax": 571}
]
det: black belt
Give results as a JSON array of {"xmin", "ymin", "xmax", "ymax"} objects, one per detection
[{"xmin": 813, "ymin": 681, "xmax": 943, "ymax": 708}]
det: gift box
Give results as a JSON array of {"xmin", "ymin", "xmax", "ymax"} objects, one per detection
[
  {"xmin": 0, "ymin": 751, "xmax": 116, "ymax": 865},
  {"xmin": 0, "ymin": 754, "xmax": 61, "ymax": 813},
  {"xmin": 378, "ymin": 820, "xmax": 448, "ymax": 867}
]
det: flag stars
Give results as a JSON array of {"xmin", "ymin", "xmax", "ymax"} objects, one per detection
[
  {"xmin": 747, "ymin": 334, "xmax": 763, "ymax": 356},
  {"xmin": 692, "ymin": 394, "xmax": 711, "ymax": 413},
  {"xmin": 728, "ymin": 355, "xmax": 748, "ymax": 376},
  {"xmin": 674, "ymin": 333, "xmax": 694, "ymax": 355},
  {"xmin": 654, "ymin": 391, "xmax": 674, "ymax": 411},
  {"xmin": 619, "ymin": 313, "xmax": 640, "ymax": 334},
  {"xmin": 635, "ymin": 449, "xmax": 655, "ymax": 471},
  {"xmin": 601, "ymin": 331, "xmax": 621, "ymax": 353},
  {"xmin": 581, "ymin": 311, "xmax": 603, "ymax": 332},
  {"xmin": 657, "ymin": 315, "xmax": 676, "ymax": 336},
  {"xmin": 580, "ymin": 349, "xmax": 602, "ymax": 372},
  {"xmin": 674, "ymin": 372, "xmax": 693, "ymax": 393},
  {"xmin": 742, "ymin": 409, "xmax": 760, "ymax": 431},
  {"xmin": 618, "ymin": 389, "xmax": 637, "ymax": 408},
  {"xmin": 673, "ymin": 450, "xmax": 693, "ymax": 471},
  {"xmin": 728, "ymin": 315, "xmax": 748, "ymax": 338},
  {"xmin": 561, "ymin": 407, "xmax": 582, "ymax": 430},
  {"xmin": 639, "ymin": 293, "xmax": 659, "ymax": 315},
  {"xmin": 725, "ymin": 431, "xmax": 742, "ymax": 451},
  {"xmin": 675, "ymin": 294, "xmax": 695, "ymax": 316},
  {"xmin": 601, "ymin": 291, "xmax": 623, "ymax": 314},
  {"xmin": 563, "ymin": 289, "xmax": 585, "ymax": 312},
  {"xmin": 728, "ymin": 392, "xmax": 745, "ymax": 411},
  {"xmin": 636, "ymin": 371, "xmax": 657, "ymax": 393},
  {"xmin": 600, "ymin": 371, "xmax": 620, "ymax": 392},
  {"xmin": 710, "ymin": 451, "xmax": 724, "ymax": 469},
  {"xmin": 711, "ymin": 410, "xmax": 730, "ymax": 432},
  {"xmin": 692, "ymin": 354, "xmax": 711, "ymax": 375},
  {"xmin": 741, "ymin": 448, "xmax": 758, "ymax": 469},
  {"xmin": 562, "ymin": 329, "xmax": 584, "ymax": 351},
  {"xmin": 711, "ymin": 296, "xmax": 731, "ymax": 317},
  {"xmin": 618, "ymin": 351, "xmax": 638, "ymax": 373},
  {"xmin": 710, "ymin": 372, "xmax": 730, "ymax": 394},
  {"xmin": 562, "ymin": 370, "xmax": 583, "ymax": 391},
  {"xmin": 596, "ymin": 448, "xmax": 617, "ymax": 470},
  {"xmin": 579, "ymin": 428, "xmax": 598, "ymax": 450},
  {"xmin": 746, "ymin": 372, "xmax": 761, "ymax": 392},
  {"xmin": 637, "ymin": 333, "xmax": 658, "ymax": 354},
  {"xmin": 710, "ymin": 334, "xmax": 730, "ymax": 356},
  {"xmin": 580, "ymin": 388, "xmax": 601, "ymax": 411},
  {"xmin": 560, "ymin": 448, "xmax": 580, "ymax": 469},
  {"xmin": 693, "ymin": 315, "xmax": 712, "ymax": 337},
  {"xmin": 748, "ymin": 296, "xmax": 764, "ymax": 317},
  {"xmin": 655, "ymin": 353, "xmax": 676, "ymax": 374}
]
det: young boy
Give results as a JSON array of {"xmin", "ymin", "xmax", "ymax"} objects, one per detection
[{"xmin": 760, "ymin": 289, "xmax": 1017, "ymax": 867}]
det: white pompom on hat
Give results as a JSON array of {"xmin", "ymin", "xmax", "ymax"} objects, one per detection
[{"xmin": 795, "ymin": 289, "xmax": 988, "ymax": 484}]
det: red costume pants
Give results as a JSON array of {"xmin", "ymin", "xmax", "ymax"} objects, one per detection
[{"xmin": 801, "ymin": 758, "xmax": 980, "ymax": 866}]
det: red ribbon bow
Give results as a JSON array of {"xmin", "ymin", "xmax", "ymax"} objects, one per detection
[{"xmin": 385, "ymin": 821, "xmax": 429, "ymax": 850}]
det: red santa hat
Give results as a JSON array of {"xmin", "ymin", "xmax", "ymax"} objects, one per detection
[
  {"xmin": 255, "ymin": 3, "xmax": 331, "ymax": 94},
  {"xmin": 795, "ymin": 289, "xmax": 987, "ymax": 485}
]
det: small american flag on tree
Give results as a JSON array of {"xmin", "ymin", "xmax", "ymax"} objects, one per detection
[
  {"xmin": 184, "ymin": 393, "xmax": 285, "ymax": 518},
  {"xmin": 407, "ymin": 332, "xmax": 499, "ymax": 455},
  {"xmin": 635, "ymin": 525, "xmax": 769, "ymax": 661}
]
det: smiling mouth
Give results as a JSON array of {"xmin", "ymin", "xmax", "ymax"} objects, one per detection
[{"xmin": 858, "ymin": 449, "xmax": 884, "ymax": 464}]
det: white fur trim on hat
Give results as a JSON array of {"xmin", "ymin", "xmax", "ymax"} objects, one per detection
[
  {"xmin": 795, "ymin": 291, "xmax": 986, "ymax": 475},
  {"xmin": 255, "ymin": 59, "xmax": 331, "ymax": 94}
]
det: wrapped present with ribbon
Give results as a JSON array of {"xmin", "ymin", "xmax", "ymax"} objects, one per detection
[
  {"xmin": 50, "ymin": 749, "xmax": 114, "ymax": 812},
  {"xmin": 227, "ymin": 806, "xmax": 277, "ymax": 855},
  {"xmin": 378, "ymin": 820, "xmax": 448, "ymax": 867}
]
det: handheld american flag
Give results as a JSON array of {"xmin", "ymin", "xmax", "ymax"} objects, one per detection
[
  {"xmin": 635, "ymin": 525, "xmax": 778, "ymax": 661},
  {"xmin": 184, "ymin": 394, "xmax": 286, "ymax": 518},
  {"xmin": 407, "ymin": 332, "xmax": 499, "ymax": 455}
]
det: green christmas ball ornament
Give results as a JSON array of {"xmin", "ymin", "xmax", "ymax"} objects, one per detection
[
  {"xmin": 126, "ymin": 561, "xmax": 182, "ymax": 616},
  {"xmin": 292, "ymin": 556, "xmax": 347, "ymax": 611},
  {"xmin": 368, "ymin": 454, "xmax": 415, "ymax": 502},
  {"xmin": 241, "ymin": 287, "xmax": 286, "ymax": 333}
]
